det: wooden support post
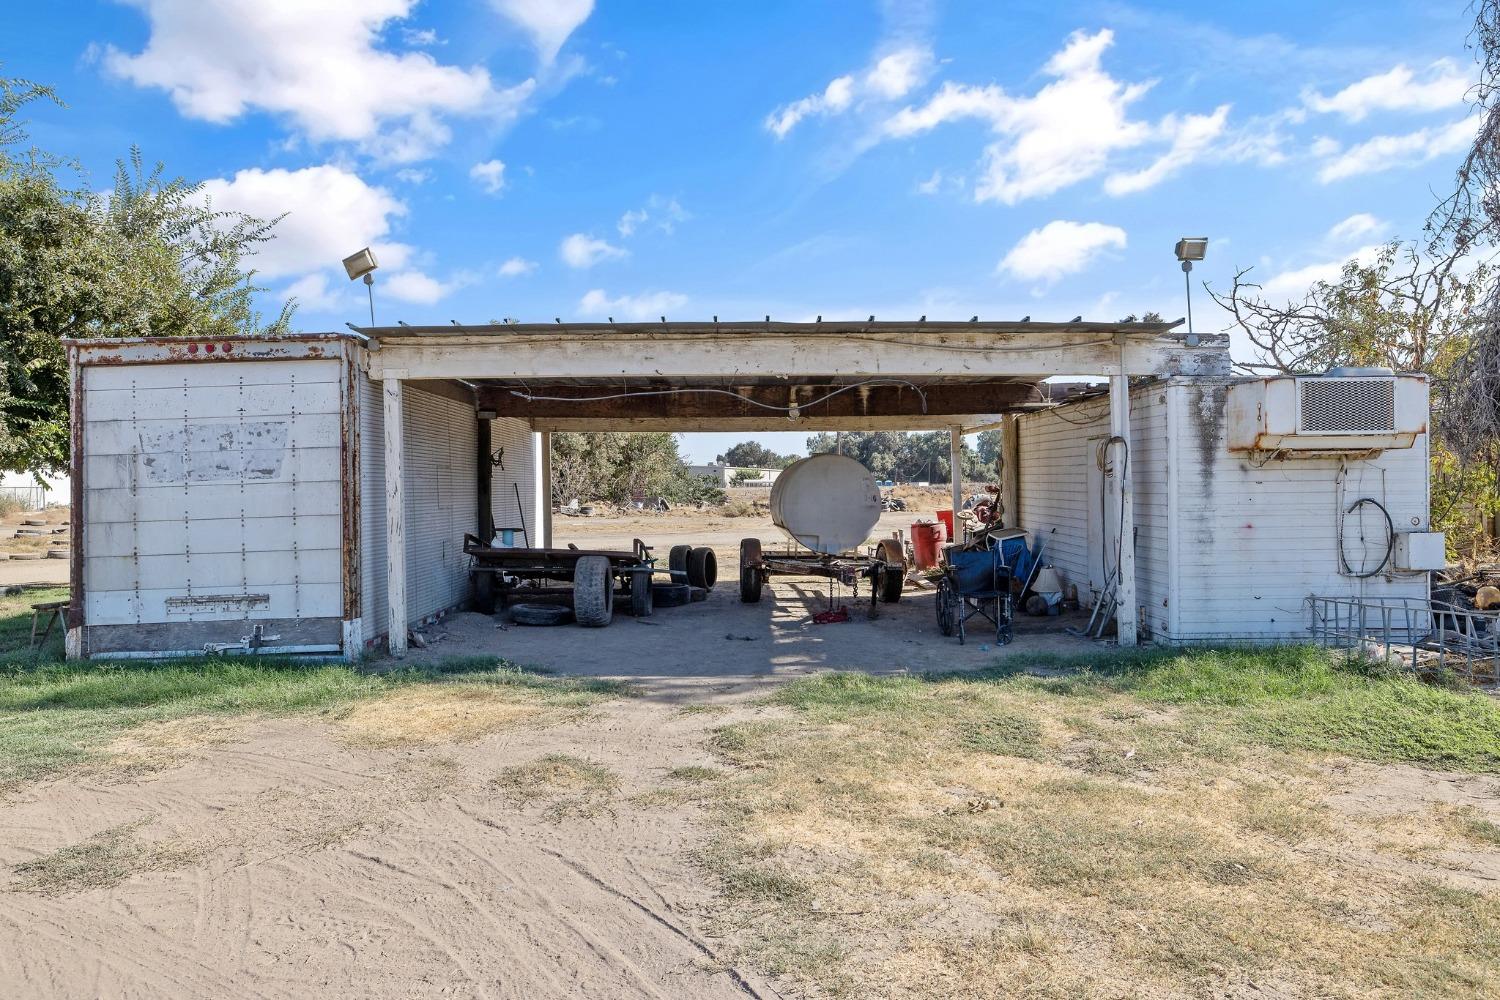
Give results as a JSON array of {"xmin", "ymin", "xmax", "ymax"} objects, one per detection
[
  {"xmin": 1000, "ymin": 415, "xmax": 1019, "ymax": 529},
  {"xmin": 384, "ymin": 373, "xmax": 408, "ymax": 656},
  {"xmin": 949, "ymin": 425, "xmax": 964, "ymax": 528},
  {"xmin": 476, "ymin": 414, "xmax": 494, "ymax": 541},
  {"xmin": 535, "ymin": 431, "xmax": 552, "ymax": 549},
  {"xmin": 1108, "ymin": 373, "xmax": 1137, "ymax": 646}
]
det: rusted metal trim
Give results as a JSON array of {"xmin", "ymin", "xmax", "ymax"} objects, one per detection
[
  {"xmin": 61, "ymin": 333, "xmax": 358, "ymax": 348},
  {"xmin": 340, "ymin": 342, "xmax": 362, "ymax": 625},
  {"xmin": 67, "ymin": 346, "xmax": 86, "ymax": 641}
]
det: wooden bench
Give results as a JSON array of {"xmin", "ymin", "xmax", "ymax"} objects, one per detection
[{"xmin": 30, "ymin": 599, "xmax": 66, "ymax": 649}]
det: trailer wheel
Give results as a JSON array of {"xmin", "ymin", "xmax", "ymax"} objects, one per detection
[
  {"xmin": 511, "ymin": 603, "xmax": 573, "ymax": 627},
  {"xmin": 472, "ymin": 571, "xmax": 497, "ymax": 614},
  {"xmin": 627, "ymin": 567, "xmax": 654, "ymax": 617},
  {"xmin": 668, "ymin": 544, "xmax": 693, "ymax": 583},
  {"xmin": 573, "ymin": 555, "xmax": 614, "ymax": 627},
  {"xmin": 739, "ymin": 565, "xmax": 763, "ymax": 603},
  {"xmin": 687, "ymin": 546, "xmax": 718, "ymax": 590},
  {"xmin": 739, "ymin": 537, "xmax": 762, "ymax": 567},
  {"xmin": 877, "ymin": 539, "xmax": 905, "ymax": 603}
]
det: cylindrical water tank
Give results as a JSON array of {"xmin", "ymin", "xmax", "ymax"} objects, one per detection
[{"xmin": 770, "ymin": 454, "xmax": 882, "ymax": 554}]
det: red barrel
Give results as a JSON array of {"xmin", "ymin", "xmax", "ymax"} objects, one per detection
[
  {"xmin": 935, "ymin": 509, "xmax": 955, "ymax": 541},
  {"xmin": 911, "ymin": 520, "xmax": 944, "ymax": 569}
]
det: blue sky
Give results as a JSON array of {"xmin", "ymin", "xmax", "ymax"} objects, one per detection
[{"xmin": 8, "ymin": 0, "xmax": 1478, "ymax": 461}]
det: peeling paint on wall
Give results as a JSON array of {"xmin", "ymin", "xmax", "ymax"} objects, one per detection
[{"xmin": 138, "ymin": 422, "xmax": 289, "ymax": 483}]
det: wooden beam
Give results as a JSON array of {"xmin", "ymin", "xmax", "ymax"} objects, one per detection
[
  {"xmin": 369, "ymin": 329, "xmax": 1231, "ymax": 382},
  {"xmin": 476, "ymin": 381, "xmax": 1041, "ymax": 420},
  {"xmin": 526, "ymin": 413, "xmax": 1017, "ymax": 432}
]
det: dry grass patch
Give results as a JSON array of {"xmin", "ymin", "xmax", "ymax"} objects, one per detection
[
  {"xmin": 11, "ymin": 819, "xmax": 198, "ymax": 895},
  {"xmin": 690, "ymin": 656, "xmax": 1500, "ymax": 998},
  {"xmin": 493, "ymin": 754, "xmax": 620, "ymax": 821},
  {"xmin": 337, "ymin": 687, "xmax": 553, "ymax": 747}
]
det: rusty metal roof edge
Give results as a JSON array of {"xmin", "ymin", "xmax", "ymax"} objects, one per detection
[
  {"xmin": 348, "ymin": 318, "xmax": 1187, "ymax": 339},
  {"xmin": 61, "ymin": 332, "xmax": 364, "ymax": 348}
]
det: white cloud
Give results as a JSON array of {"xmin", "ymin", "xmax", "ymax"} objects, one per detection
[
  {"xmin": 616, "ymin": 194, "xmax": 689, "ymax": 237},
  {"xmin": 1104, "ymin": 105, "xmax": 1230, "ymax": 195},
  {"xmin": 559, "ymin": 233, "xmax": 627, "ymax": 268},
  {"xmin": 1316, "ymin": 118, "xmax": 1473, "ymax": 182},
  {"xmin": 1305, "ymin": 60, "xmax": 1470, "ymax": 121},
  {"xmin": 1258, "ymin": 244, "xmax": 1384, "ymax": 302},
  {"xmin": 915, "ymin": 169, "xmax": 944, "ymax": 195},
  {"xmin": 469, "ymin": 158, "xmax": 507, "ymax": 194},
  {"xmin": 394, "ymin": 168, "xmax": 431, "ymax": 184},
  {"xmin": 489, "ymin": 0, "xmax": 593, "ymax": 63},
  {"xmin": 384, "ymin": 270, "xmax": 464, "ymax": 304},
  {"xmin": 864, "ymin": 46, "xmax": 933, "ymax": 100},
  {"xmin": 766, "ymin": 43, "xmax": 933, "ymax": 139},
  {"xmin": 104, "ymin": 0, "xmax": 533, "ymax": 161},
  {"xmin": 1327, "ymin": 213, "xmax": 1386, "ymax": 243},
  {"xmin": 766, "ymin": 75, "xmax": 856, "ymax": 139},
  {"xmin": 882, "ymin": 30, "xmax": 1201, "ymax": 204},
  {"xmin": 199, "ymin": 165, "xmax": 409, "ymax": 279},
  {"xmin": 498, "ymin": 256, "xmax": 537, "ymax": 277},
  {"xmin": 997, "ymin": 220, "xmax": 1127, "ymax": 284},
  {"xmin": 578, "ymin": 288, "xmax": 689, "ymax": 321},
  {"xmin": 282, "ymin": 273, "xmax": 342, "ymax": 311}
]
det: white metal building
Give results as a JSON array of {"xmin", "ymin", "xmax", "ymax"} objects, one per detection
[{"xmin": 62, "ymin": 321, "xmax": 1439, "ymax": 659}]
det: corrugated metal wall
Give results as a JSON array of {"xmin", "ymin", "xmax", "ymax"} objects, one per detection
[
  {"xmin": 1168, "ymin": 380, "xmax": 1429, "ymax": 642},
  {"xmin": 488, "ymin": 418, "xmax": 538, "ymax": 545},
  {"xmin": 1014, "ymin": 385, "xmax": 1170, "ymax": 637},
  {"xmin": 358, "ymin": 373, "xmax": 534, "ymax": 646}
]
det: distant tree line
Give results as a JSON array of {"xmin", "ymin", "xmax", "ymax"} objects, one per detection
[
  {"xmin": 804, "ymin": 431, "xmax": 999, "ymax": 484},
  {"xmin": 550, "ymin": 432, "xmax": 723, "ymax": 506}
]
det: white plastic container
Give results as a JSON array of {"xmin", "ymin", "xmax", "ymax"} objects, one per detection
[{"xmin": 770, "ymin": 454, "xmax": 882, "ymax": 554}]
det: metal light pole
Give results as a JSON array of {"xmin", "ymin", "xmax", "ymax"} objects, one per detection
[
  {"xmin": 343, "ymin": 247, "xmax": 380, "ymax": 325},
  {"xmin": 1174, "ymin": 237, "xmax": 1208, "ymax": 347}
]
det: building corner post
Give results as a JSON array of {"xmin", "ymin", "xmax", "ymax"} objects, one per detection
[
  {"xmin": 949, "ymin": 425, "xmax": 964, "ymax": 530},
  {"xmin": 535, "ymin": 430, "xmax": 552, "ymax": 549},
  {"xmin": 383, "ymin": 373, "xmax": 408, "ymax": 656},
  {"xmin": 1109, "ymin": 371, "xmax": 1138, "ymax": 646}
]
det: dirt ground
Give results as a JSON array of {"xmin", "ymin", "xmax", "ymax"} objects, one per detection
[
  {"xmin": 0, "ymin": 506, "xmax": 69, "ymax": 587},
  {"xmin": 405, "ymin": 507, "xmax": 1097, "ymax": 698}
]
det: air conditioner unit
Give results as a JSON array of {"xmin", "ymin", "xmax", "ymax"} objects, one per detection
[{"xmin": 1226, "ymin": 370, "xmax": 1427, "ymax": 456}]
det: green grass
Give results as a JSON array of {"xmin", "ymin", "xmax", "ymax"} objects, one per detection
[
  {"xmin": 0, "ymin": 586, "xmax": 627, "ymax": 788},
  {"xmin": 777, "ymin": 646, "xmax": 1500, "ymax": 772}
]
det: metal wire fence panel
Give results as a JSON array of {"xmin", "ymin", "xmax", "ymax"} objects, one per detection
[{"xmin": 1307, "ymin": 594, "xmax": 1500, "ymax": 682}]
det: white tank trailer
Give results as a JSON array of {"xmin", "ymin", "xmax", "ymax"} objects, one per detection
[
  {"xmin": 769, "ymin": 453, "xmax": 883, "ymax": 554},
  {"xmin": 741, "ymin": 454, "xmax": 904, "ymax": 610}
]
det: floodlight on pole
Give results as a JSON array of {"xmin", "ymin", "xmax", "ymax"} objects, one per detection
[
  {"xmin": 342, "ymin": 247, "xmax": 379, "ymax": 325},
  {"xmin": 1173, "ymin": 237, "xmax": 1208, "ymax": 347}
]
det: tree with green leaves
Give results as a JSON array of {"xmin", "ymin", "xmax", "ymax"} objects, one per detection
[
  {"xmin": 804, "ymin": 431, "xmax": 995, "ymax": 484},
  {"xmin": 0, "ymin": 72, "xmax": 294, "ymax": 477},
  {"xmin": 550, "ymin": 432, "xmax": 723, "ymax": 506},
  {"xmin": 714, "ymin": 441, "xmax": 798, "ymax": 469}
]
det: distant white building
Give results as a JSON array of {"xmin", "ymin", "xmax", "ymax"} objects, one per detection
[{"xmin": 686, "ymin": 464, "xmax": 783, "ymax": 487}]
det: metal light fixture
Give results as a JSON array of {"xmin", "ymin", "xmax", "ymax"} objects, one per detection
[
  {"xmin": 1174, "ymin": 237, "xmax": 1208, "ymax": 346},
  {"xmin": 342, "ymin": 247, "xmax": 379, "ymax": 325}
]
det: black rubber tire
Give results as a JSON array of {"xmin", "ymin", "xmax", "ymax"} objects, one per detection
[
  {"xmin": 739, "ymin": 537, "xmax": 762, "ymax": 567},
  {"xmin": 573, "ymin": 554, "xmax": 614, "ymax": 627},
  {"xmin": 877, "ymin": 539, "xmax": 905, "ymax": 603},
  {"xmin": 739, "ymin": 565, "xmax": 763, "ymax": 603},
  {"xmin": 936, "ymin": 578, "xmax": 957, "ymax": 636},
  {"xmin": 627, "ymin": 568, "xmax": 654, "ymax": 617},
  {"xmin": 687, "ymin": 546, "xmax": 718, "ymax": 590},
  {"xmin": 652, "ymin": 582, "xmax": 692, "ymax": 608},
  {"xmin": 689, "ymin": 586, "xmax": 709, "ymax": 603},
  {"xmin": 472, "ymin": 571, "xmax": 496, "ymax": 614},
  {"xmin": 511, "ymin": 603, "xmax": 573, "ymax": 626},
  {"xmin": 668, "ymin": 544, "xmax": 693, "ymax": 583}
]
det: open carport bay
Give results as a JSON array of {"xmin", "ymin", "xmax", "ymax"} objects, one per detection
[{"xmin": 399, "ymin": 508, "xmax": 1094, "ymax": 697}]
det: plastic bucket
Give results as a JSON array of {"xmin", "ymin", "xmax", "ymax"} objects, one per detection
[
  {"xmin": 935, "ymin": 509, "xmax": 955, "ymax": 541},
  {"xmin": 911, "ymin": 521, "xmax": 944, "ymax": 569}
]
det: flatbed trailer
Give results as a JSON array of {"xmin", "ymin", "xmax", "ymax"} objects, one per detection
[
  {"xmin": 464, "ymin": 533, "xmax": 657, "ymax": 625},
  {"xmin": 737, "ymin": 536, "xmax": 907, "ymax": 616}
]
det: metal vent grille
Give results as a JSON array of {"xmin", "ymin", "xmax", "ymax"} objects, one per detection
[{"xmin": 1298, "ymin": 378, "xmax": 1395, "ymax": 433}]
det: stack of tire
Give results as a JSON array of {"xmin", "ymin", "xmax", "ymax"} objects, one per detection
[{"xmin": 655, "ymin": 544, "xmax": 717, "ymax": 608}]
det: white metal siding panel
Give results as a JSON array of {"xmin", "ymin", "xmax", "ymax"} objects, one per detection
[
  {"xmin": 1169, "ymin": 380, "xmax": 1429, "ymax": 643},
  {"xmin": 81, "ymin": 359, "xmax": 344, "ymax": 626},
  {"xmin": 1015, "ymin": 385, "xmax": 1170, "ymax": 638},
  {"xmin": 489, "ymin": 418, "xmax": 536, "ymax": 543},
  {"xmin": 359, "ymin": 377, "xmax": 482, "ymax": 644}
]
